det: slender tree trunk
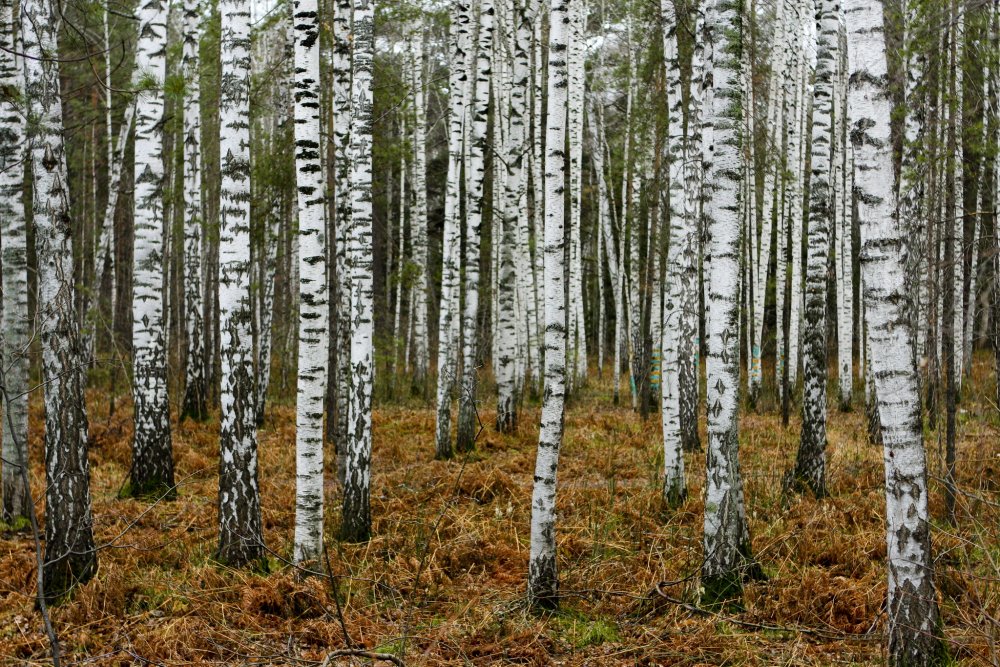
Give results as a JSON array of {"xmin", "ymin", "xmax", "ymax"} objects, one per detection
[
  {"xmin": 793, "ymin": 0, "xmax": 837, "ymax": 498},
  {"xmin": 456, "ymin": 0, "xmax": 494, "ymax": 452},
  {"xmin": 435, "ymin": 0, "xmax": 471, "ymax": 459},
  {"xmin": 181, "ymin": 0, "xmax": 208, "ymax": 422},
  {"xmin": 290, "ymin": 0, "xmax": 330, "ymax": 564},
  {"xmin": 528, "ymin": 0, "xmax": 568, "ymax": 609},
  {"xmin": 846, "ymin": 1, "xmax": 944, "ymax": 661},
  {"xmin": 701, "ymin": 0, "xmax": 758, "ymax": 607},
  {"xmin": 0, "ymin": 0, "xmax": 30, "ymax": 522},
  {"xmin": 410, "ymin": 25, "xmax": 430, "ymax": 389},
  {"xmin": 130, "ymin": 0, "xmax": 174, "ymax": 497},
  {"xmin": 23, "ymin": 0, "xmax": 98, "ymax": 598},
  {"xmin": 216, "ymin": 0, "xmax": 264, "ymax": 567},
  {"xmin": 341, "ymin": 0, "xmax": 376, "ymax": 543}
]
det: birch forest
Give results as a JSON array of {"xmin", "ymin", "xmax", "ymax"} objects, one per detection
[{"xmin": 4, "ymin": 0, "xmax": 1000, "ymax": 663}]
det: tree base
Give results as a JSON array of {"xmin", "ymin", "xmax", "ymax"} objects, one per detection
[{"xmin": 120, "ymin": 477, "xmax": 177, "ymax": 501}]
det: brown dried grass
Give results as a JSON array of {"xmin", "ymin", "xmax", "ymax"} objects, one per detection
[{"xmin": 0, "ymin": 356, "xmax": 998, "ymax": 665}]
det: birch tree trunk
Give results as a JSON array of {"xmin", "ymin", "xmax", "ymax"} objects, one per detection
[
  {"xmin": 331, "ymin": 0, "xmax": 352, "ymax": 476},
  {"xmin": 528, "ymin": 0, "xmax": 568, "ymax": 609},
  {"xmin": 409, "ymin": 24, "xmax": 430, "ymax": 389},
  {"xmin": 341, "ymin": 0, "xmax": 376, "ymax": 543},
  {"xmin": 456, "ymin": 0, "xmax": 494, "ymax": 452},
  {"xmin": 835, "ymin": 20, "xmax": 854, "ymax": 410},
  {"xmin": 291, "ymin": 0, "xmax": 329, "ymax": 564},
  {"xmin": 0, "ymin": 0, "xmax": 29, "ymax": 522},
  {"xmin": 794, "ymin": 0, "xmax": 837, "ymax": 497},
  {"xmin": 701, "ymin": 0, "xmax": 758, "ymax": 606},
  {"xmin": 181, "ymin": 0, "xmax": 208, "ymax": 422},
  {"xmin": 216, "ymin": 0, "xmax": 264, "ymax": 566},
  {"xmin": 846, "ymin": 0, "xmax": 943, "ymax": 661},
  {"xmin": 567, "ymin": 0, "xmax": 587, "ymax": 385},
  {"xmin": 130, "ymin": 0, "xmax": 175, "ymax": 497},
  {"xmin": 23, "ymin": 0, "xmax": 98, "ymax": 597},
  {"xmin": 660, "ymin": 0, "xmax": 687, "ymax": 507}
]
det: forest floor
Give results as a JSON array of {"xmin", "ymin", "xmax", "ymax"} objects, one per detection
[{"xmin": 1, "ymin": 358, "xmax": 1000, "ymax": 666}]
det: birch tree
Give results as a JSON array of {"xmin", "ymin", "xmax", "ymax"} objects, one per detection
[
  {"xmin": 0, "ymin": 0, "xmax": 29, "ymax": 522},
  {"xmin": 794, "ymin": 0, "xmax": 837, "ymax": 497},
  {"xmin": 291, "ymin": 0, "xmax": 329, "ymax": 564},
  {"xmin": 181, "ymin": 0, "xmax": 208, "ymax": 422},
  {"xmin": 409, "ymin": 23, "xmax": 430, "ymax": 388},
  {"xmin": 456, "ymin": 0, "xmax": 494, "ymax": 452},
  {"xmin": 701, "ymin": 0, "xmax": 758, "ymax": 606},
  {"xmin": 846, "ymin": 0, "xmax": 943, "ymax": 661},
  {"xmin": 130, "ymin": 0, "xmax": 175, "ymax": 497},
  {"xmin": 23, "ymin": 0, "xmax": 98, "ymax": 597},
  {"xmin": 216, "ymin": 0, "xmax": 264, "ymax": 566},
  {"xmin": 528, "ymin": 0, "xmax": 569, "ymax": 609},
  {"xmin": 435, "ymin": 0, "xmax": 471, "ymax": 459},
  {"xmin": 341, "ymin": 0, "xmax": 376, "ymax": 543}
]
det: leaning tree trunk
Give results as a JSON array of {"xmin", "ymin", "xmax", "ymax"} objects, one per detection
[
  {"xmin": 130, "ymin": 0, "xmax": 175, "ymax": 497},
  {"xmin": 0, "ymin": 0, "xmax": 30, "ymax": 523},
  {"xmin": 180, "ymin": 0, "xmax": 208, "ymax": 422},
  {"xmin": 456, "ymin": 0, "xmax": 494, "ymax": 452},
  {"xmin": 528, "ymin": 0, "xmax": 568, "ymax": 610},
  {"xmin": 291, "ymin": 0, "xmax": 330, "ymax": 564},
  {"xmin": 701, "ymin": 0, "xmax": 758, "ymax": 607},
  {"xmin": 23, "ymin": 0, "xmax": 98, "ymax": 598},
  {"xmin": 216, "ymin": 0, "xmax": 264, "ymax": 567},
  {"xmin": 793, "ymin": 0, "xmax": 837, "ymax": 498},
  {"xmin": 434, "ymin": 0, "xmax": 471, "ymax": 459},
  {"xmin": 341, "ymin": 0, "xmax": 376, "ymax": 543},
  {"xmin": 846, "ymin": 0, "xmax": 944, "ymax": 662}
]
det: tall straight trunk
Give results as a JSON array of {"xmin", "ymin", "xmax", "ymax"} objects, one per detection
[
  {"xmin": 130, "ymin": 0, "xmax": 174, "ymax": 497},
  {"xmin": 291, "ymin": 0, "xmax": 330, "ymax": 564},
  {"xmin": 410, "ymin": 25, "xmax": 430, "ymax": 388},
  {"xmin": 951, "ymin": 0, "xmax": 965, "ymax": 390},
  {"xmin": 660, "ymin": 0, "xmax": 687, "ymax": 507},
  {"xmin": 787, "ymin": 6, "xmax": 807, "ymax": 394},
  {"xmin": 567, "ymin": 0, "xmax": 587, "ymax": 385},
  {"xmin": 794, "ymin": 0, "xmax": 836, "ymax": 497},
  {"xmin": 681, "ymin": 6, "xmax": 705, "ymax": 453},
  {"xmin": 181, "ymin": 0, "xmax": 208, "ymax": 422},
  {"xmin": 752, "ymin": 0, "xmax": 787, "ymax": 405},
  {"xmin": 456, "ymin": 0, "xmax": 494, "ymax": 452},
  {"xmin": 331, "ymin": 0, "xmax": 352, "ymax": 475},
  {"xmin": 216, "ymin": 0, "xmax": 263, "ymax": 567},
  {"xmin": 435, "ymin": 0, "xmax": 471, "ymax": 459},
  {"xmin": 23, "ymin": 0, "xmax": 98, "ymax": 597},
  {"xmin": 835, "ymin": 21, "xmax": 854, "ymax": 409},
  {"xmin": 341, "ymin": 0, "xmax": 376, "ymax": 543},
  {"xmin": 531, "ymin": 11, "xmax": 545, "ymax": 384},
  {"xmin": 846, "ymin": 0, "xmax": 944, "ymax": 662},
  {"xmin": 528, "ymin": 0, "xmax": 568, "ymax": 609},
  {"xmin": 701, "ymin": 0, "xmax": 757, "ymax": 606},
  {"xmin": 518, "ymin": 2, "xmax": 540, "ymax": 389},
  {"xmin": 0, "ymin": 0, "xmax": 29, "ymax": 522},
  {"xmin": 497, "ymin": 0, "xmax": 536, "ymax": 431}
]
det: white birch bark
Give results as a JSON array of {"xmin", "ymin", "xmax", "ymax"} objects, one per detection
[
  {"xmin": 291, "ymin": 0, "xmax": 329, "ymax": 564},
  {"xmin": 701, "ymin": 0, "xmax": 757, "ymax": 605},
  {"xmin": 409, "ymin": 24, "xmax": 430, "ymax": 386},
  {"xmin": 528, "ymin": 0, "xmax": 567, "ymax": 608},
  {"xmin": 0, "ymin": 0, "xmax": 29, "ymax": 521},
  {"xmin": 567, "ymin": 0, "xmax": 587, "ymax": 385},
  {"xmin": 835, "ymin": 18, "xmax": 854, "ymax": 409},
  {"xmin": 216, "ymin": 0, "xmax": 263, "ymax": 566},
  {"xmin": 794, "ymin": 0, "xmax": 837, "ymax": 496},
  {"xmin": 332, "ymin": 0, "xmax": 352, "ymax": 473},
  {"xmin": 787, "ymin": 6, "xmax": 808, "ymax": 392},
  {"xmin": 130, "ymin": 0, "xmax": 174, "ymax": 495},
  {"xmin": 23, "ymin": 0, "xmax": 98, "ymax": 596},
  {"xmin": 952, "ymin": 0, "xmax": 965, "ymax": 389},
  {"xmin": 341, "ymin": 0, "xmax": 375, "ymax": 542},
  {"xmin": 434, "ymin": 0, "xmax": 471, "ymax": 459},
  {"xmin": 456, "ymin": 0, "xmax": 494, "ymax": 452},
  {"xmin": 660, "ymin": 0, "xmax": 687, "ymax": 506},
  {"xmin": 181, "ymin": 0, "xmax": 208, "ymax": 422},
  {"xmin": 846, "ymin": 1, "xmax": 944, "ymax": 661}
]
